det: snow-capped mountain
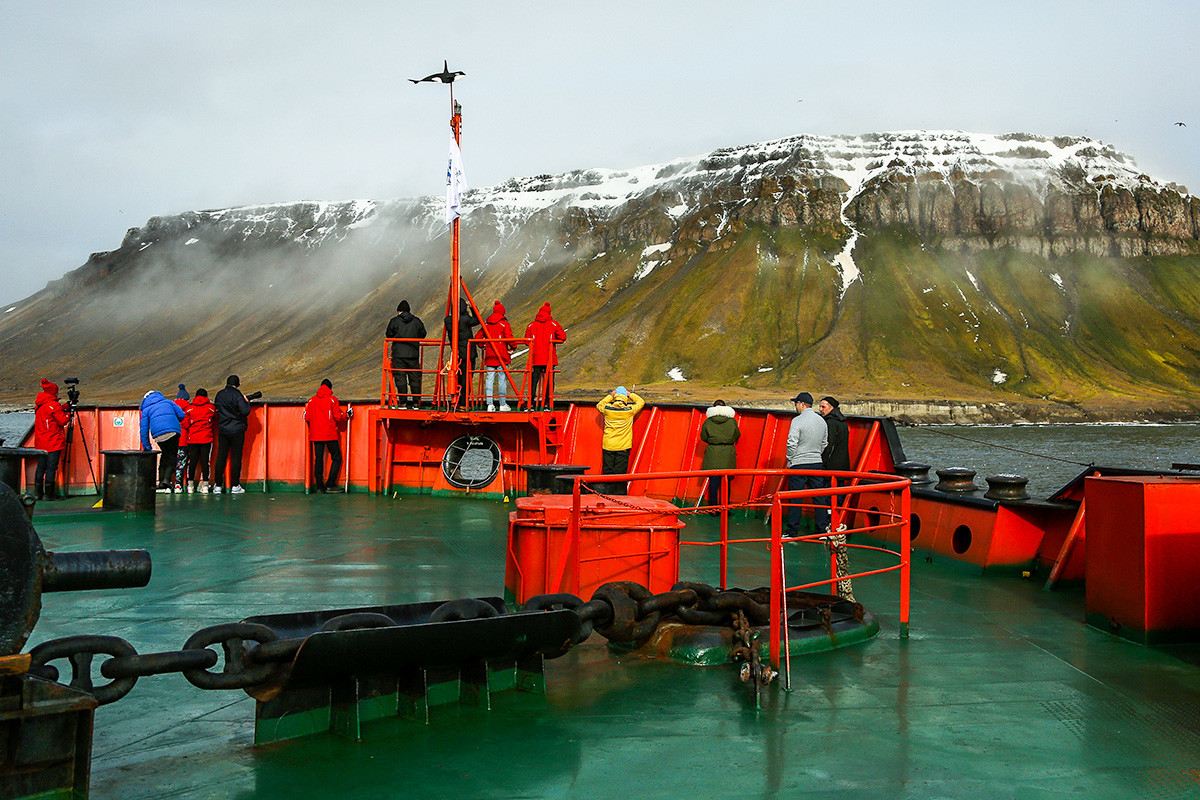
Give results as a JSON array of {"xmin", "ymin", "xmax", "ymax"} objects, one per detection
[{"xmin": 1, "ymin": 131, "xmax": 1197, "ymax": 415}]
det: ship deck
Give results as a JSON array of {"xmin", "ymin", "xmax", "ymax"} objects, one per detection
[{"xmin": 27, "ymin": 491, "xmax": 1200, "ymax": 800}]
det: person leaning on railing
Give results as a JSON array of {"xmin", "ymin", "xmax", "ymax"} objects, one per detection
[
  {"xmin": 481, "ymin": 300, "xmax": 515, "ymax": 412},
  {"xmin": 385, "ymin": 300, "xmax": 426, "ymax": 409},
  {"xmin": 524, "ymin": 302, "xmax": 566, "ymax": 410}
]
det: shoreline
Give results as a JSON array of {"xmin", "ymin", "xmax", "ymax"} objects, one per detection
[{"xmin": 5, "ymin": 397, "xmax": 1199, "ymax": 426}]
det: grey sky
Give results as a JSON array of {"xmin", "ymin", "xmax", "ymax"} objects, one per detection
[{"xmin": 2, "ymin": 0, "xmax": 1196, "ymax": 307}]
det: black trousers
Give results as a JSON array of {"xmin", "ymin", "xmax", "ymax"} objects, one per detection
[
  {"xmin": 392, "ymin": 355, "xmax": 421, "ymax": 406},
  {"xmin": 311, "ymin": 440, "xmax": 343, "ymax": 491},
  {"xmin": 156, "ymin": 434, "xmax": 180, "ymax": 488},
  {"xmin": 35, "ymin": 448, "xmax": 63, "ymax": 497},
  {"xmin": 214, "ymin": 431, "xmax": 245, "ymax": 488},
  {"xmin": 602, "ymin": 448, "xmax": 630, "ymax": 493},
  {"xmin": 529, "ymin": 365, "xmax": 552, "ymax": 408},
  {"xmin": 187, "ymin": 442, "xmax": 211, "ymax": 483}
]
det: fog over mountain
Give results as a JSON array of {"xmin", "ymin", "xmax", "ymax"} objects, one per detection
[{"xmin": 2, "ymin": 130, "xmax": 1198, "ymax": 419}]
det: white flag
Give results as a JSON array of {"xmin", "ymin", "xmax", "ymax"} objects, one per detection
[{"xmin": 446, "ymin": 137, "xmax": 467, "ymax": 224}]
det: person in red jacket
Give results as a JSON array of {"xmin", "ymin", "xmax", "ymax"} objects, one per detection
[
  {"xmin": 481, "ymin": 301, "xmax": 515, "ymax": 412},
  {"xmin": 304, "ymin": 378, "xmax": 349, "ymax": 493},
  {"xmin": 33, "ymin": 378, "xmax": 69, "ymax": 500},
  {"xmin": 523, "ymin": 302, "xmax": 566, "ymax": 410},
  {"xmin": 183, "ymin": 388, "xmax": 216, "ymax": 492}
]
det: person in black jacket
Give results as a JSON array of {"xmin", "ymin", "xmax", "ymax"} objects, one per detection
[
  {"xmin": 443, "ymin": 297, "xmax": 479, "ymax": 409},
  {"xmin": 385, "ymin": 300, "xmax": 427, "ymax": 409},
  {"xmin": 818, "ymin": 396, "xmax": 851, "ymax": 471},
  {"xmin": 213, "ymin": 375, "xmax": 254, "ymax": 494}
]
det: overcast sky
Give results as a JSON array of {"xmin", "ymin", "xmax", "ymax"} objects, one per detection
[{"xmin": 2, "ymin": 0, "xmax": 1196, "ymax": 307}]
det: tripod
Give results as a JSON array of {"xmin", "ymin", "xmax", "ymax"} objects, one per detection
[{"xmin": 62, "ymin": 402, "xmax": 100, "ymax": 499}]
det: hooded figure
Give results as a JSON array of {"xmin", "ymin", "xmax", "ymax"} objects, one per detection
[
  {"xmin": 482, "ymin": 301, "xmax": 515, "ymax": 411},
  {"xmin": 33, "ymin": 378, "xmax": 69, "ymax": 500},
  {"xmin": 304, "ymin": 379, "xmax": 348, "ymax": 493},
  {"xmin": 140, "ymin": 390, "xmax": 186, "ymax": 491},
  {"xmin": 385, "ymin": 300, "xmax": 428, "ymax": 408},
  {"xmin": 524, "ymin": 303, "xmax": 567, "ymax": 409},
  {"xmin": 700, "ymin": 401, "xmax": 741, "ymax": 507}
]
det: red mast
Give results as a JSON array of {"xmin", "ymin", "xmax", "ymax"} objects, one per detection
[{"xmin": 447, "ymin": 88, "xmax": 462, "ymax": 403}]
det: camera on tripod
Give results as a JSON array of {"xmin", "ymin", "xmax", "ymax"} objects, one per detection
[{"xmin": 63, "ymin": 377, "xmax": 80, "ymax": 408}]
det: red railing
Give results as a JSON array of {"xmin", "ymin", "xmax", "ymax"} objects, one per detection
[
  {"xmin": 381, "ymin": 337, "xmax": 559, "ymax": 411},
  {"xmin": 560, "ymin": 467, "xmax": 911, "ymax": 669}
]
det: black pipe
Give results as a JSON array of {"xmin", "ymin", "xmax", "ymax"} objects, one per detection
[{"xmin": 42, "ymin": 549, "xmax": 152, "ymax": 592}]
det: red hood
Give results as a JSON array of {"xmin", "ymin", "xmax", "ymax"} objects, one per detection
[
  {"xmin": 487, "ymin": 302, "xmax": 507, "ymax": 325},
  {"xmin": 535, "ymin": 303, "xmax": 552, "ymax": 322},
  {"xmin": 36, "ymin": 391, "xmax": 59, "ymax": 407},
  {"xmin": 190, "ymin": 395, "xmax": 211, "ymax": 406},
  {"xmin": 315, "ymin": 384, "xmax": 333, "ymax": 398}
]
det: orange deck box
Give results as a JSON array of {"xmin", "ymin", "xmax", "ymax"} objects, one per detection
[
  {"xmin": 505, "ymin": 494, "xmax": 684, "ymax": 606},
  {"xmin": 1084, "ymin": 475, "xmax": 1200, "ymax": 644}
]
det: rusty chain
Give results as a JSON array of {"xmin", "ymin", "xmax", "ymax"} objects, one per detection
[{"xmin": 25, "ymin": 582, "xmax": 859, "ymax": 706}]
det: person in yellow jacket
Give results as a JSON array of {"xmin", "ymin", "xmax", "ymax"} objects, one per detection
[{"xmin": 597, "ymin": 386, "xmax": 645, "ymax": 491}]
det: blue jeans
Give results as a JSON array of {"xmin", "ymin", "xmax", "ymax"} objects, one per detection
[
  {"xmin": 785, "ymin": 463, "xmax": 829, "ymax": 535},
  {"xmin": 485, "ymin": 367, "xmax": 508, "ymax": 405}
]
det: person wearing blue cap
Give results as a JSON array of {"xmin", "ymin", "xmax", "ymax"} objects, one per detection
[
  {"xmin": 596, "ymin": 386, "xmax": 645, "ymax": 492},
  {"xmin": 784, "ymin": 391, "xmax": 829, "ymax": 536}
]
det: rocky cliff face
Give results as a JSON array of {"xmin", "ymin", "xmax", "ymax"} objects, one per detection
[{"xmin": 1, "ymin": 131, "xmax": 1198, "ymax": 415}]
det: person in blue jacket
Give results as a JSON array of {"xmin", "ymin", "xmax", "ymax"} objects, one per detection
[{"xmin": 140, "ymin": 390, "xmax": 186, "ymax": 492}]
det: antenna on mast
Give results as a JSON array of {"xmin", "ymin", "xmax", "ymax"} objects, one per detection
[{"xmin": 411, "ymin": 61, "xmax": 473, "ymax": 409}]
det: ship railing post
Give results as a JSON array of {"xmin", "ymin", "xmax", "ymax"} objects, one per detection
[
  {"xmin": 719, "ymin": 471, "xmax": 729, "ymax": 589},
  {"xmin": 769, "ymin": 491, "xmax": 783, "ymax": 671},
  {"xmin": 900, "ymin": 481, "xmax": 911, "ymax": 639},
  {"xmin": 570, "ymin": 477, "xmax": 583, "ymax": 595}
]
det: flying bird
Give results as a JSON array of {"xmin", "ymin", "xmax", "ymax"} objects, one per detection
[
  {"xmin": 1176, "ymin": 122, "xmax": 1187, "ymax": 127},
  {"xmin": 410, "ymin": 60, "xmax": 465, "ymax": 85}
]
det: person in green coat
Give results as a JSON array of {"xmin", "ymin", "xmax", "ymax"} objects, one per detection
[{"xmin": 700, "ymin": 399, "xmax": 740, "ymax": 507}]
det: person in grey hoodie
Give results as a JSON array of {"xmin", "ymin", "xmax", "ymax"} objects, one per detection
[{"xmin": 784, "ymin": 391, "xmax": 828, "ymax": 536}]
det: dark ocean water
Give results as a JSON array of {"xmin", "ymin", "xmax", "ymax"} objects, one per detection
[
  {"xmin": 898, "ymin": 423, "xmax": 1200, "ymax": 498},
  {"xmin": 3, "ymin": 409, "xmax": 1195, "ymax": 499},
  {"xmin": 0, "ymin": 411, "xmax": 33, "ymax": 447}
]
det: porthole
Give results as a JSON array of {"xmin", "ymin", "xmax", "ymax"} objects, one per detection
[
  {"xmin": 442, "ymin": 435, "xmax": 501, "ymax": 490},
  {"xmin": 952, "ymin": 524, "xmax": 972, "ymax": 554},
  {"xmin": 910, "ymin": 514, "xmax": 922, "ymax": 540}
]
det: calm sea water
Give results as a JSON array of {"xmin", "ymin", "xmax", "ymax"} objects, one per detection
[{"xmin": 2, "ymin": 409, "xmax": 1195, "ymax": 500}]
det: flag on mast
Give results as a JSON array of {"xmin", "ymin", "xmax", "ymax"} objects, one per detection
[{"xmin": 446, "ymin": 137, "xmax": 467, "ymax": 224}]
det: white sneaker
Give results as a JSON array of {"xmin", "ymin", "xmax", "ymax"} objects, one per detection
[
  {"xmin": 213, "ymin": 486, "xmax": 223, "ymax": 494},
  {"xmin": 487, "ymin": 404, "xmax": 496, "ymax": 412},
  {"xmin": 156, "ymin": 487, "xmax": 171, "ymax": 494},
  {"xmin": 200, "ymin": 482, "xmax": 210, "ymax": 493},
  {"xmin": 230, "ymin": 485, "xmax": 245, "ymax": 494},
  {"xmin": 189, "ymin": 482, "xmax": 197, "ymax": 493},
  {"xmin": 499, "ymin": 404, "xmax": 511, "ymax": 412}
]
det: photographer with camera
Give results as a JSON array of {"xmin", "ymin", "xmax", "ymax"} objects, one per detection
[
  {"xmin": 33, "ymin": 378, "xmax": 70, "ymax": 500},
  {"xmin": 213, "ymin": 375, "xmax": 261, "ymax": 495}
]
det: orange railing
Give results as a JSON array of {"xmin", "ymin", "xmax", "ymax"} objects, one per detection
[
  {"xmin": 381, "ymin": 337, "xmax": 559, "ymax": 410},
  {"xmin": 559, "ymin": 467, "xmax": 911, "ymax": 668}
]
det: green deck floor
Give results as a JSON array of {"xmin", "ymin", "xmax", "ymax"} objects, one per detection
[{"xmin": 25, "ymin": 492, "xmax": 1200, "ymax": 800}]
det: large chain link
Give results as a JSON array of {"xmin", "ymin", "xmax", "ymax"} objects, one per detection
[{"xmin": 22, "ymin": 584, "xmax": 858, "ymax": 705}]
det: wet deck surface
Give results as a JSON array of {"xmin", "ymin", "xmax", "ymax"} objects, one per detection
[{"xmin": 26, "ymin": 492, "xmax": 1200, "ymax": 800}]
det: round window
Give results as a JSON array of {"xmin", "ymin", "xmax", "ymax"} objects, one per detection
[{"xmin": 442, "ymin": 435, "xmax": 501, "ymax": 490}]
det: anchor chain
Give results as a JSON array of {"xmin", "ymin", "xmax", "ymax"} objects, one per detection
[{"xmin": 24, "ymin": 583, "xmax": 860, "ymax": 706}]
